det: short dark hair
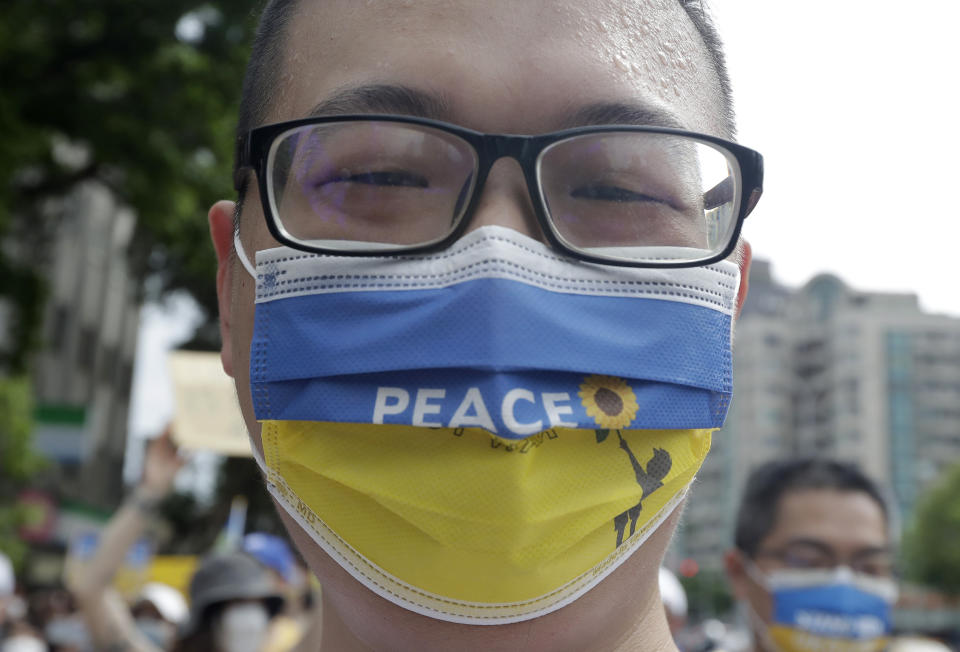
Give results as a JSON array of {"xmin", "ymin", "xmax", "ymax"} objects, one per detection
[
  {"xmin": 678, "ymin": 0, "xmax": 735, "ymax": 135},
  {"xmin": 232, "ymin": 0, "xmax": 736, "ymax": 215},
  {"xmin": 734, "ymin": 458, "xmax": 889, "ymax": 558}
]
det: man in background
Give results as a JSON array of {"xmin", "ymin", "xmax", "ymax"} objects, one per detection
[{"xmin": 724, "ymin": 458, "xmax": 896, "ymax": 652}]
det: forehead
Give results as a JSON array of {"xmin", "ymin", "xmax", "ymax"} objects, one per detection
[
  {"xmin": 269, "ymin": 0, "xmax": 726, "ymax": 136},
  {"xmin": 763, "ymin": 489, "xmax": 889, "ymax": 553}
]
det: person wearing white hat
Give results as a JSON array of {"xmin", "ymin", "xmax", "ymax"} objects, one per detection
[
  {"xmin": 0, "ymin": 551, "xmax": 13, "ymax": 624},
  {"xmin": 0, "ymin": 555, "xmax": 47, "ymax": 652},
  {"xmin": 0, "ymin": 551, "xmax": 16, "ymax": 642},
  {"xmin": 131, "ymin": 582, "xmax": 189, "ymax": 648}
]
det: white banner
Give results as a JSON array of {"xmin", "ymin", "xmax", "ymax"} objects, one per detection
[{"xmin": 168, "ymin": 351, "xmax": 251, "ymax": 457}]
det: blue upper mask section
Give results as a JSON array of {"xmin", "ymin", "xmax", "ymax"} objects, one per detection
[{"xmin": 247, "ymin": 226, "xmax": 740, "ymax": 439}]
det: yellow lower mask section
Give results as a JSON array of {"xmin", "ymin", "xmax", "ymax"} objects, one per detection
[
  {"xmin": 261, "ymin": 422, "xmax": 711, "ymax": 624},
  {"xmin": 770, "ymin": 626, "xmax": 889, "ymax": 652}
]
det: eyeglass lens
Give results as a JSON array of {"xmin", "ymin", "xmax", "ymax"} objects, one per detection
[
  {"xmin": 267, "ymin": 122, "xmax": 477, "ymax": 251},
  {"xmin": 538, "ymin": 133, "xmax": 737, "ymax": 262},
  {"xmin": 758, "ymin": 543, "xmax": 896, "ymax": 577},
  {"xmin": 266, "ymin": 121, "xmax": 741, "ymax": 261}
]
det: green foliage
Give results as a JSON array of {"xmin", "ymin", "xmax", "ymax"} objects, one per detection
[
  {"xmin": 679, "ymin": 569, "xmax": 734, "ymax": 619},
  {"xmin": 0, "ymin": 0, "xmax": 256, "ymax": 368},
  {"xmin": 214, "ymin": 457, "xmax": 286, "ymax": 535},
  {"xmin": 155, "ymin": 458, "xmax": 284, "ymax": 555},
  {"xmin": 903, "ymin": 463, "xmax": 960, "ymax": 595},
  {"xmin": 0, "ymin": 377, "xmax": 45, "ymax": 567},
  {"xmin": 0, "ymin": 259, "xmax": 46, "ymax": 374},
  {"xmin": 156, "ymin": 490, "xmax": 211, "ymax": 553},
  {"xmin": 0, "ymin": 377, "xmax": 44, "ymax": 482},
  {"xmin": 0, "ymin": 504, "xmax": 28, "ymax": 571}
]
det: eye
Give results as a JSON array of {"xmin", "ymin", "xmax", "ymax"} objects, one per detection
[
  {"xmin": 853, "ymin": 557, "xmax": 896, "ymax": 577},
  {"xmin": 570, "ymin": 184, "xmax": 669, "ymax": 204},
  {"xmin": 327, "ymin": 169, "xmax": 429, "ymax": 188},
  {"xmin": 781, "ymin": 551, "xmax": 831, "ymax": 569}
]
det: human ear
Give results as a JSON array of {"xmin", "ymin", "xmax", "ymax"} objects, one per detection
[
  {"xmin": 723, "ymin": 548, "xmax": 751, "ymax": 599},
  {"xmin": 209, "ymin": 200, "xmax": 237, "ymax": 377},
  {"xmin": 734, "ymin": 239, "xmax": 752, "ymax": 318}
]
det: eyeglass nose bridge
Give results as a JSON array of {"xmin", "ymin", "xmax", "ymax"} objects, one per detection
[
  {"xmin": 481, "ymin": 133, "xmax": 537, "ymax": 161},
  {"xmin": 470, "ymin": 133, "xmax": 543, "ymax": 191},
  {"xmin": 460, "ymin": 133, "xmax": 549, "ymax": 236}
]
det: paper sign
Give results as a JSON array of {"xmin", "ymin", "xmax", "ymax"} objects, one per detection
[{"xmin": 168, "ymin": 351, "xmax": 251, "ymax": 457}]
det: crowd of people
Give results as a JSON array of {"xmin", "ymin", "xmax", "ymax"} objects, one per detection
[{"xmin": 0, "ymin": 432, "xmax": 322, "ymax": 652}]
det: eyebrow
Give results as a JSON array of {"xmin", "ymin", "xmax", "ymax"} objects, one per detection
[
  {"xmin": 308, "ymin": 84, "xmax": 451, "ymax": 121},
  {"xmin": 559, "ymin": 102, "xmax": 686, "ymax": 130},
  {"xmin": 782, "ymin": 538, "xmax": 894, "ymax": 556},
  {"xmin": 308, "ymin": 84, "xmax": 687, "ymax": 131}
]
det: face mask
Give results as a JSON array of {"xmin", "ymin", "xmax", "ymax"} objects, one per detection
[
  {"xmin": 214, "ymin": 602, "xmax": 269, "ymax": 652},
  {"xmin": 744, "ymin": 561, "xmax": 897, "ymax": 652},
  {"xmin": 42, "ymin": 615, "xmax": 90, "ymax": 650},
  {"xmin": 238, "ymin": 225, "xmax": 740, "ymax": 624},
  {"xmin": 1, "ymin": 637, "xmax": 47, "ymax": 652},
  {"xmin": 135, "ymin": 617, "xmax": 175, "ymax": 649}
]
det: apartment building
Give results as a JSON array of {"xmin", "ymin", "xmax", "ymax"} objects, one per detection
[
  {"xmin": 33, "ymin": 181, "xmax": 141, "ymax": 509},
  {"xmin": 675, "ymin": 261, "xmax": 960, "ymax": 569}
]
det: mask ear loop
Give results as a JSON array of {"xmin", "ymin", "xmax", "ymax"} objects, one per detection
[
  {"xmin": 741, "ymin": 553, "xmax": 772, "ymax": 591},
  {"xmin": 740, "ymin": 598, "xmax": 779, "ymax": 652},
  {"xmin": 234, "ymin": 231, "xmax": 258, "ymax": 278},
  {"xmin": 736, "ymin": 552, "xmax": 780, "ymax": 652},
  {"xmin": 232, "ymin": 231, "xmax": 271, "ymax": 471}
]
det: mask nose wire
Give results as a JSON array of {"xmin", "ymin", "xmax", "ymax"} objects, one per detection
[{"xmin": 234, "ymin": 231, "xmax": 258, "ymax": 279}]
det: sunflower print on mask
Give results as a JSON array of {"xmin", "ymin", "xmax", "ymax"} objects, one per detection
[{"xmin": 578, "ymin": 375, "xmax": 639, "ymax": 429}]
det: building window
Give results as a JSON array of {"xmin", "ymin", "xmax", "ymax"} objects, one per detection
[
  {"xmin": 50, "ymin": 304, "xmax": 71, "ymax": 353},
  {"xmin": 76, "ymin": 325, "xmax": 96, "ymax": 373}
]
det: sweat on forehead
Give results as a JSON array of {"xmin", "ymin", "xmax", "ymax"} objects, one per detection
[{"xmin": 235, "ymin": 0, "xmax": 734, "ymax": 176}]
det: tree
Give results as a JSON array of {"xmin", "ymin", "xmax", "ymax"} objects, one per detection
[
  {"xmin": 0, "ymin": 377, "xmax": 46, "ymax": 568},
  {"xmin": 0, "ymin": 0, "xmax": 256, "ymax": 370},
  {"xmin": 903, "ymin": 462, "xmax": 960, "ymax": 595},
  {"xmin": 679, "ymin": 569, "xmax": 734, "ymax": 620},
  {"xmin": 155, "ymin": 458, "xmax": 286, "ymax": 555}
]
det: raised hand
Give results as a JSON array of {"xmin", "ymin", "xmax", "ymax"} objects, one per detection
[{"xmin": 140, "ymin": 425, "xmax": 186, "ymax": 496}]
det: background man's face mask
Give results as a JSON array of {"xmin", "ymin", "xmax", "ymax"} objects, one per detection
[
  {"xmin": 237, "ymin": 226, "xmax": 740, "ymax": 624},
  {"xmin": 744, "ymin": 560, "xmax": 898, "ymax": 652}
]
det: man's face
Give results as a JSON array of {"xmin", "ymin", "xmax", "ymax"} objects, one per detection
[
  {"xmin": 215, "ymin": 0, "xmax": 734, "ymax": 645},
  {"xmin": 729, "ymin": 489, "xmax": 892, "ymax": 627}
]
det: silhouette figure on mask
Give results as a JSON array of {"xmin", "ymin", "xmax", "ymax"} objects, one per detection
[{"xmin": 595, "ymin": 430, "xmax": 672, "ymax": 547}]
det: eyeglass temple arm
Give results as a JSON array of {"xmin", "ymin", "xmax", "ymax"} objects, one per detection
[
  {"xmin": 233, "ymin": 133, "xmax": 252, "ymax": 192},
  {"xmin": 702, "ymin": 178, "xmax": 763, "ymax": 217},
  {"xmin": 702, "ymin": 177, "xmax": 732, "ymax": 210}
]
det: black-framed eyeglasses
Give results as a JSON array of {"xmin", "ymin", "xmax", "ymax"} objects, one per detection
[
  {"xmin": 235, "ymin": 114, "xmax": 763, "ymax": 268},
  {"xmin": 755, "ymin": 543, "xmax": 897, "ymax": 578}
]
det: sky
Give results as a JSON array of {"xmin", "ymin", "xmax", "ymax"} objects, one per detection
[
  {"xmin": 124, "ymin": 293, "xmax": 209, "ymax": 486},
  {"xmin": 710, "ymin": 0, "xmax": 960, "ymax": 317},
  {"xmin": 127, "ymin": 1, "xmax": 960, "ymax": 476}
]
